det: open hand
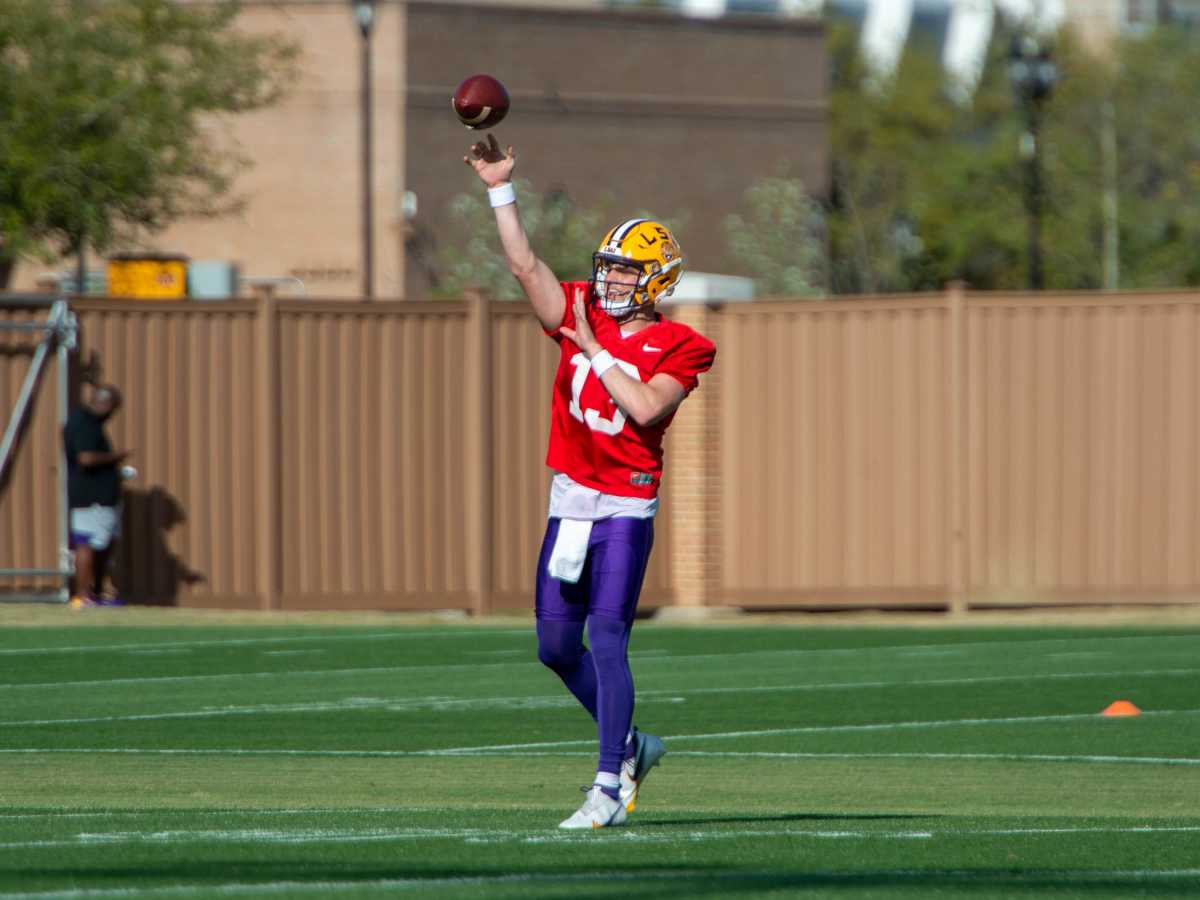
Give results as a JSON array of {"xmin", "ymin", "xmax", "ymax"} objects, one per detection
[
  {"xmin": 463, "ymin": 133, "xmax": 515, "ymax": 188},
  {"xmin": 558, "ymin": 287, "xmax": 602, "ymax": 357}
]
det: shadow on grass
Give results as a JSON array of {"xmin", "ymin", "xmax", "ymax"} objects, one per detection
[{"xmin": 6, "ymin": 864, "xmax": 1196, "ymax": 899}]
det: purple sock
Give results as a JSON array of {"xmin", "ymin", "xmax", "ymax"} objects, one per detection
[
  {"xmin": 536, "ymin": 619, "xmax": 598, "ymax": 720},
  {"xmin": 587, "ymin": 615, "xmax": 635, "ymax": 776}
]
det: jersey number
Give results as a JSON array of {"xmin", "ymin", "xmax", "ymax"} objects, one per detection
[{"xmin": 568, "ymin": 352, "xmax": 641, "ymax": 436}]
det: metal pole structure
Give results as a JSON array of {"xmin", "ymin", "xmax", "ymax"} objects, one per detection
[
  {"xmin": 355, "ymin": 1, "xmax": 377, "ymax": 300},
  {"xmin": 1008, "ymin": 34, "xmax": 1056, "ymax": 293},
  {"xmin": 1027, "ymin": 98, "xmax": 1044, "ymax": 292},
  {"xmin": 1101, "ymin": 99, "xmax": 1120, "ymax": 290},
  {"xmin": 76, "ymin": 233, "xmax": 86, "ymax": 297},
  {"xmin": 0, "ymin": 321, "xmax": 54, "ymax": 483},
  {"xmin": 0, "ymin": 298, "xmax": 75, "ymax": 603},
  {"xmin": 56, "ymin": 301, "xmax": 78, "ymax": 602}
]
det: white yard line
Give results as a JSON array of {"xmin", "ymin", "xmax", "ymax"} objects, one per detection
[
  {"xmin": 641, "ymin": 666, "xmax": 1200, "ymax": 697},
  {"xmin": 2, "ymin": 629, "xmax": 1196, "ymax": 663},
  {"xmin": 0, "ymin": 748, "xmax": 438, "ymax": 757},
  {"xmin": 428, "ymin": 708, "xmax": 1200, "ymax": 754},
  {"xmin": 3, "ymin": 708, "xmax": 1199, "ymax": 760},
  {"xmin": 4, "ymin": 662, "xmax": 1195, "ymax": 710},
  {"xmin": 663, "ymin": 750, "xmax": 1200, "ymax": 766},
  {"xmin": 0, "ymin": 828, "xmax": 528, "ymax": 850},
  {"xmin": 0, "ymin": 661, "xmax": 544, "ymax": 692},
  {"xmin": 3, "ymin": 823, "xmax": 1200, "ymax": 853},
  {"xmin": 618, "ymin": 633, "xmax": 1200, "ymax": 668},
  {"xmin": 0, "ymin": 694, "xmax": 584, "ymax": 728},
  {"xmin": 0, "ymin": 808, "xmax": 446, "ymax": 821},
  {"xmin": 531, "ymin": 634, "xmax": 1200, "ymax": 675},
  {"xmin": 967, "ymin": 826, "xmax": 1200, "ymax": 836},
  {"xmin": 0, "ymin": 672, "xmax": 1190, "ymax": 727},
  {"xmin": 651, "ymin": 710, "xmax": 1197, "ymax": 741},
  {"xmin": 5, "ymin": 627, "xmax": 1196, "ymax": 693},
  {"xmin": 0, "ymin": 629, "xmax": 530, "ymax": 657}
]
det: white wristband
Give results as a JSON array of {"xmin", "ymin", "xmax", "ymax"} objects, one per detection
[
  {"xmin": 487, "ymin": 182, "xmax": 515, "ymax": 208},
  {"xmin": 590, "ymin": 349, "xmax": 616, "ymax": 378}
]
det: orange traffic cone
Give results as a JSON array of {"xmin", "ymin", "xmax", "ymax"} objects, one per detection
[{"xmin": 1101, "ymin": 700, "xmax": 1141, "ymax": 717}]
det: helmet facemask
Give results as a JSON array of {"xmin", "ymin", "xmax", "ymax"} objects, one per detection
[{"xmin": 592, "ymin": 255, "xmax": 655, "ymax": 320}]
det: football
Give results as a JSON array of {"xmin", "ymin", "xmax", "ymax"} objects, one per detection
[{"xmin": 452, "ymin": 74, "xmax": 510, "ymax": 130}]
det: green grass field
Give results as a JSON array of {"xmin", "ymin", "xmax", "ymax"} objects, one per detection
[{"xmin": 1, "ymin": 614, "xmax": 1199, "ymax": 898}]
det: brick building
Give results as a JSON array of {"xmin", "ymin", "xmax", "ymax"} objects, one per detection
[{"xmin": 11, "ymin": 0, "xmax": 828, "ymax": 301}]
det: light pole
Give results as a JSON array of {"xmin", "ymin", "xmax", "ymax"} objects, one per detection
[
  {"xmin": 353, "ymin": 0, "xmax": 376, "ymax": 299},
  {"xmin": 1007, "ymin": 34, "xmax": 1057, "ymax": 291}
]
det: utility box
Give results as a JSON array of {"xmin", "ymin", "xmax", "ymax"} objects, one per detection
[
  {"xmin": 670, "ymin": 272, "xmax": 756, "ymax": 303},
  {"xmin": 107, "ymin": 253, "xmax": 189, "ymax": 300},
  {"xmin": 188, "ymin": 260, "xmax": 241, "ymax": 300}
]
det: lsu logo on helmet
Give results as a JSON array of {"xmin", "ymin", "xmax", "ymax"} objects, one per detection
[{"xmin": 592, "ymin": 219, "xmax": 684, "ymax": 318}]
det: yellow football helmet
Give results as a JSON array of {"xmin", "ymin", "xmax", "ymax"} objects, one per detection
[{"xmin": 592, "ymin": 219, "xmax": 684, "ymax": 318}]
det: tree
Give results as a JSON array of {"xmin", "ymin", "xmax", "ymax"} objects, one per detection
[
  {"xmin": 828, "ymin": 15, "xmax": 1200, "ymax": 294},
  {"xmin": 0, "ymin": 0, "xmax": 298, "ymax": 289},
  {"xmin": 1103, "ymin": 28, "xmax": 1200, "ymax": 288},
  {"xmin": 827, "ymin": 22, "xmax": 1028, "ymax": 293},
  {"xmin": 723, "ymin": 176, "xmax": 825, "ymax": 297},
  {"xmin": 434, "ymin": 179, "xmax": 605, "ymax": 300},
  {"xmin": 433, "ymin": 179, "xmax": 697, "ymax": 299}
]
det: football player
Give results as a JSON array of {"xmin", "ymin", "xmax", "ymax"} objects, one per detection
[{"xmin": 465, "ymin": 134, "xmax": 716, "ymax": 829}]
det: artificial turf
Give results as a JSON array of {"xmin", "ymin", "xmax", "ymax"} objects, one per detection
[{"xmin": 0, "ymin": 616, "xmax": 1198, "ymax": 898}]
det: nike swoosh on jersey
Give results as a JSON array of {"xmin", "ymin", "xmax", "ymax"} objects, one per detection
[{"xmin": 642, "ymin": 343, "xmax": 663, "ymax": 353}]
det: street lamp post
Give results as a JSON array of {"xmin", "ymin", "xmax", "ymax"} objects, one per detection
[
  {"xmin": 353, "ymin": 0, "xmax": 376, "ymax": 299},
  {"xmin": 1008, "ymin": 34, "xmax": 1057, "ymax": 292}
]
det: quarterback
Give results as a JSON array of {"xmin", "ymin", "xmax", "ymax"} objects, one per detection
[{"xmin": 465, "ymin": 134, "xmax": 716, "ymax": 829}]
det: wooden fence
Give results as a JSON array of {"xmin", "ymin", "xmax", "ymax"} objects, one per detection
[{"xmin": 1, "ymin": 287, "xmax": 1197, "ymax": 611}]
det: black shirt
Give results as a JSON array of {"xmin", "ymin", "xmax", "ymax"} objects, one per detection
[{"xmin": 63, "ymin": 407, "xmax": 121, "ymax": 508}]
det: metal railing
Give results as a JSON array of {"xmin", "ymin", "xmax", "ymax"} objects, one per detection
[{"xmin": 0, "ymin": 296, "xmax": 77, "ymax": 603}]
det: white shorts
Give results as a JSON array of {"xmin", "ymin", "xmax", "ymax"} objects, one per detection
[{"xmin": 70, "ymin": 504, "xmax": 122, "ymax": 551}]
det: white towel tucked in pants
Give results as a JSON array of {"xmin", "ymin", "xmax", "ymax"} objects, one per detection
[{"xmin": 547, "ymin": 518, "xmax": 593, "ymax": 584}]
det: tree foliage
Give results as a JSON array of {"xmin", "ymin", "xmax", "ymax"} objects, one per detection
[
  {"xmin": 434, "ymin": 179, "xmax": 692, "ymax": 299},
  {"xmin": 1104, "ymin": 28, "xmax": 1200, "ymax": 288},
  {"xmin": 0, "ymin": 0, "xmax": 298, "ymax": 287},
  {"xmin": 828, "ymin": 22, "xmax": 1025, "ymax": 293},
  {"xmin": 434, "ymin": 180, "xmax": 606, "ymax": 300},
  {"xmin": 828, "ymin": 18, "xmax": 1200, "ymax": 293},
  {"xmin": 723, "ymin": 176, "xmax": 825, "ymax": 297}
]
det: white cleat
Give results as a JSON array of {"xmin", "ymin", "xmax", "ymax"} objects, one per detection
[
  {"xmin": 558, "ymin": 784, "xmax": 628, "ymax": 830},
  {"xmin": 619, "ymin": 727, "xmax": 666, "ymax": 813}
]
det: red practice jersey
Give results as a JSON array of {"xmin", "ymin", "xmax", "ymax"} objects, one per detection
[{"xmin": 544, "ymin": 281, "xmax": 716, "ymax": 499}]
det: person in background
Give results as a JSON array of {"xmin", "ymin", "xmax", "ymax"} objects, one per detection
[{"xmin": 63, "ymin": 384, "xmax": 130, "ymax": 607}]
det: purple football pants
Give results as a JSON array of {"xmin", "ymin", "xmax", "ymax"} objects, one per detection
[{"xmin": 535, "ymin": 516, "xmax": 654, "ymax": 775}]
